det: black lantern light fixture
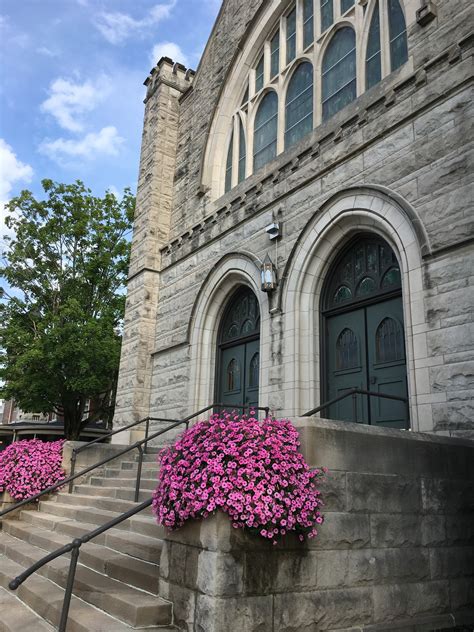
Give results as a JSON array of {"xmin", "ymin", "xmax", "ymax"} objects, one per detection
[{"xmin": 260, "ymin": 253, "xmax": 277, "ymax": 292}]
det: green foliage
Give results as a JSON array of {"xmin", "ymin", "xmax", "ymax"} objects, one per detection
[{"xmin": 0, "ymin": 179, "xmax": 135, "ymax": 440}]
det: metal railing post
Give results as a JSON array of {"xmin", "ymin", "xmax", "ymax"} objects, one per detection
[
  {"xmin": 135, "ymin": 445, "xmax": 144, "ymax": 503},
  {"xmin": 144, "ymin": 418, "xmax": 150, "ymax": 455},
  {"xmin": 58, "ymin": 542, "xmax": 81, "ymax": 632},
  {"xmin": 68, "ymin": 451, "xmax": 77, "ymax": 494},
  {"xmin": 352, "ymin": 391, "xmax": 358, "ymax": 423}
]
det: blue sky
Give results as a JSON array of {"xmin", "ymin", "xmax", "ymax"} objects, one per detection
[{"xmin": 0, "ymin": 0, "xmax": 220, "ymax": 236}]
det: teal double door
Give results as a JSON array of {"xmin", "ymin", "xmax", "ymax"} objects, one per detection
[
  {"xmin": 218, "ymin": 339, "xmax": 260, "ymax": 410},
  {"xmin": 325, "ymin": 296, "xmax": 408, "ymax": 428}
]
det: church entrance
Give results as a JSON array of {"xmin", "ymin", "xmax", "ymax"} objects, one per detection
[
  {"xmin": 216, "ymin": 287, "xmax": 260, "ymax": 410},
  {"xmin": 322, "ymin": 235, "xmax": 408, "ymax": 428}
]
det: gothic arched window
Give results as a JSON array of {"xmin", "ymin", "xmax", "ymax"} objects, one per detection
[
  {"xmin": 322, "ymin": 27, "xmax": 357, "ymax": 121},
  {"xmin": 285, "ymin": 62, "xmax": 314, "ymax": 149},
  {"xmin": 366, "ymin": 1, "xmax": 381, "ymax": 89},
  {"xmin": 388, "ymin": 0, "xmax": 408, "ymax": 71},
  {"xmin": 253, "ymin": 92, "xmax": 278, "ymax": 171}
]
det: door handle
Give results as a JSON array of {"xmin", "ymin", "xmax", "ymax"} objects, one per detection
[{"xmin": 370, "ymin": 377, "xmax": 377, "ymax": 385}]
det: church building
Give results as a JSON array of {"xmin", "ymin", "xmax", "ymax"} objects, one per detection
[{"xmin": 115, "ymin": 0, "xmax": 473, "ymax": 439}]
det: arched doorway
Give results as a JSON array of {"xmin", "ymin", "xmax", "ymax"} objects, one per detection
[
  {"xmin": 322, "ymin": 234, "xmax": 408, "ymax": 428},
  {"xmin": 216, "ymin": 287, "xmax": 260, "ymax": 410}
]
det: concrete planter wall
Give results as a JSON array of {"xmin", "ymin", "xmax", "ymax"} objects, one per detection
[{"xmin": 158, "ymin": 419, "xmax": 474, "ymax": 632}]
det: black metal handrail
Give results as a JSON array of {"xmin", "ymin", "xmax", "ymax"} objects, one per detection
[
  {"xmin": 9, "ymin": 498, "xmax": 153, "ymax": 632},
  {"xmin": 0, "ymin": 403, "xmax": 270, "ymax": 518},
  {"xmin": 5, "ymin": 402, "xmax": 271, "ymax": 631},
  {"xmin": 302, "ymin": 388, "xmax": 409, "ymax": 429}
]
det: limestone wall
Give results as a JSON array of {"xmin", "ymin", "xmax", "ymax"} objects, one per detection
[{"xmin": 158, "ymin": 419, "xmax": 474, "ymax": 631}]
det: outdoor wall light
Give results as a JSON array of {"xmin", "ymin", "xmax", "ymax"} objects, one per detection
[{"xmin": 260, "ymin": 253, "xmax": 277, "ymax": 292}]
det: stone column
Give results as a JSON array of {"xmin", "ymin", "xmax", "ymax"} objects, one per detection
[{"xmin": 113, "ymin": 58, "xmax": 193, "ymax": 443}]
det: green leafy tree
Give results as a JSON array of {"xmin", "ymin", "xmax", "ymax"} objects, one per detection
[{"xmin": 0, "ymin": 179, "xmax": 135, "ymax": 440}]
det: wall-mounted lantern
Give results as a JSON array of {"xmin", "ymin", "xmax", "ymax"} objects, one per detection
[{"xmin": 260, "ymin": 253, "xmax": 277, "ymax": 293}]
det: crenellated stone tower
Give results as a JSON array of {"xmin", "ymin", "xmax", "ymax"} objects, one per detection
[{"xmin": 114, "ymin": 58, "xmax": 194, "ymax": 441}]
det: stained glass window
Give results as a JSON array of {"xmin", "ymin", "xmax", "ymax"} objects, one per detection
[
  {"xmin": 285, "ymin": 62, "xmax": 314, "ymax": 149},
  {"xmin": 366, "ymin": 1, "xmax": 381, "ymax": 89},
  {"xmin": 303, "ymin": 0, "xmax": 314, "ymax": 49},
  {"xmin": 320, "ymin": 0, "xmax": 333, "ymax": 32},
  {"xmin": 254, "ymin": 91, "xmax": 278, "ymax": 171},
  {"xmin": 238, "ymin": 118, "xmax": 246, "ymax": 183},
  {"xmin": 341, "ymin": 0, "xmax": 354, "ymax": 13},
  {"xmin": 388, "ymin": 0, "xmax": 408, "ymax": 71},
  {"xmin": 255, "ymin": 54, "xmax": 264, "ymax": 92},
  {"xmin": 322, "ymin": 27, "xmax": 357, "ymax": 121},
  {"xmin": 226, "ymin": 359, "xmax": 241, "ymax": 392},
  {"xmin": 249, "ymin": 353, "xmax": 260, "ymax": 387},
  {"xmin": 271, "ymin": 30, "xmax": 280, "ymax": 78},
  {"xmin": 225, "ymin": 130, "xmax": 233, "ymax": 193},
  {"xmin": 286, "ymin": 7, "xmax": 297, "ymax": 64},
  {"xmin": 221, "ymin": 288, "xmax": 260, "ymax": 343}
]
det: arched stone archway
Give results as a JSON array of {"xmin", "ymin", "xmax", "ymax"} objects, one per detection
[
  {"xmin": 187, "ymin": 253, "xmax": 270, "ymax": 413},
  {"xmin": 281, "ymin": 187, "xmax": 429, "ymax": 431}
]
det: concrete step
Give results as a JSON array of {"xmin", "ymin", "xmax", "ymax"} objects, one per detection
[
  {"xmin": 99, "ymin": 469, "xmax": 159, "ymax": 480},
  {"xmin": 18, "ymin": 509, "xmax": 164, "ymax": 563},
  {"xmin": 0, "ymin": 584, "xmax": 54, "ymax": 632},
  {"xmin": 89, "ymin": 476, "xmax": 157, "ymax": 490},
  {"xmin": 2, "ymin": 520, "xmax": 161, "ymax": 595},
  {"xmin": 0, "ymin": 554, "xmax": 170, "ymax": 632},
  {"xmin": 38, "ymin": 499, "xmax": 152, "ymax": 527},
  {"xmin": 0, "ymin": 533, "xmax": 171, "ymax": 628},
  {"xmin": 72, "ymin": 485, "xmax": 155, "ymax": 503},
  {"xmin": 120, "ymin": 461, "xmax": 159, "ymax": 471}
]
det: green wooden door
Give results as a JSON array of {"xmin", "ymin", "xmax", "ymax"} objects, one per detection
[
  {"xmin": 366, "ymin": 298, "xmax": 408, "ymax": 427},
  {"xmin": 217, "ymin": 287, "xmax": 260, "ymax": 412},
  {"xmin": 327, "ymin": 309, "xmax": 369, "ymax": 422},
  {"xmin": 323, "ymin": 235, "xmax": 408, "ymax": 428}
]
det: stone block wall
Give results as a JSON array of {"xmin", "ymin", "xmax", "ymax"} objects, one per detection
[{"xmin": 158, "ymin": 419, "xmax": 474, "ymax": 631}]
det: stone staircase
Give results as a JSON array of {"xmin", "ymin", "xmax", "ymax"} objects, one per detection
[{"xmin": 0, "ymin": 448, "xmax": 178, "ymax": 632}]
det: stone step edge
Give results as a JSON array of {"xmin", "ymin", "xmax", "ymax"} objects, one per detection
[
  {"xmin": 0, "ymin": 554, "xmax": 171, "ymax": 632},
  {"xmin": 0, "ymin": 532, "xmax": 172, "ymax": 628},
  {"xmin": 1, "ymin": 521, "xmax": 161, "ymax": 595},
  {"xmin": 0, "ymin": 584, "xmax": 55, "ymax": 632}
]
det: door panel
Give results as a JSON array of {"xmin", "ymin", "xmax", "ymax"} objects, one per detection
[
  {"xmin": 245, "ymin": 340, "xmax": 260, "ymax": 410},
  {"xmin": 218, "ymin": 341, "xmax": 259, "ymax": 411},
  {"xmin": 367, "ymin": 298, "xmax": 408, "ymax": 428},
  {"xmin": 219, "ymin": 346, "xmax": 245, "ymax": 409},
  {"xmin": 326, "ymin": 309, "xmax": 368, "ymax": 423}
]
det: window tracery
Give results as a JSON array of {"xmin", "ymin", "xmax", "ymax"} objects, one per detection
[{"xmin": 221, "ymin": 0, "xmax": 409, "ymax": 193}]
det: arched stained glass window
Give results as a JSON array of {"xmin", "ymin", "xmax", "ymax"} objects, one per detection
[
  {"xmin": 320, "ymin": 0, "xmax": 334, "ymax": 32},
  {"xmin": 336, "ymin": 328, "xmax": 359, "ymax": 369},
  {"xmin": 388, "ymin": 0, "xmax": 408, "ymax": 71},
  {"xmin": 238, "ymin": 118, "xmax": 246, "ymax": 183},
  {"xmin": 322, "ymin": 27, "xmax": 356, "ymax": 121},
  {"xmin": 285, "ymin": 62, "xmax": 314, "ymax": 149},
  {"xmin": 366, "ymin": 1, "xmax": 381, "ymax": 90},
  {"xmin": 221, "ymin": 287, "xmax": 260, "ymax": 343},
  {"xmin": 376, "ymin": 317, "xmax": 404, "ymax": 363},
  {"xmin": 255, "ymin": 54, "xmax": 264, "ymax": 92},
  {"xmin": 224, "ymin": 130, "xmax": 233, "ymax": 193},
  {"xmin": 253, "ymin": 91, "xmax": 278, "ymax": 171}
]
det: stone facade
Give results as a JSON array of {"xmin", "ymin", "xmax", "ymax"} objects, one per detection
[
  {"xmin": 115, "ymin": 0, "xmax": 473, "ymax": 439},
  {"xmin": 158, "ymin": 419, "xmax": 474, "ymax": 631}
]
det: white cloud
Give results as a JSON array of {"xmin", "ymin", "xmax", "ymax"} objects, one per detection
[
  {"xmin": 150, "ymin": 41, "xmax": 189, "ymax": 67},
  {"xmin": 0, "ymin": 139, "xmax": 33, "ymax": 245},
  {"xmin": 39, "ymin": 126, "xmax": 124, "ymax": 163},
  {"xmin": 36, "ymin": 46, "xmax": 58, "ymax": 58},
  {"xmin": 95, "ymin": 1, "xmax": 176, "ymax": 44},
  {"xmin": 41, "ymin": 76, "xmax": 111, "ymax": 133}
]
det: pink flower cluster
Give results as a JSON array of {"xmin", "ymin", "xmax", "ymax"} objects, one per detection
[
  {"xmin": 152, "ymin": 413, "xmax": 325, "ymax": 543},
  {"xmin": 0, "ymin": 439, "xmax": 66, "ymax": 501}
]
